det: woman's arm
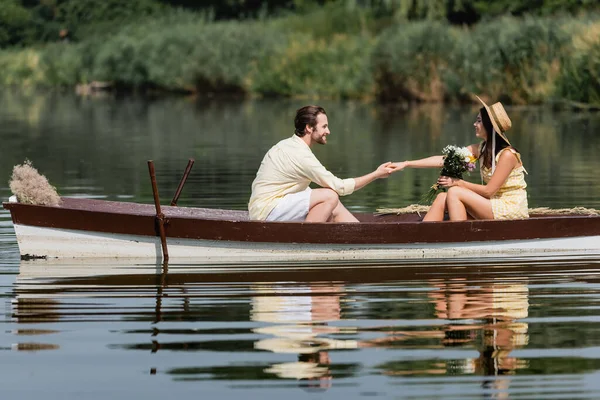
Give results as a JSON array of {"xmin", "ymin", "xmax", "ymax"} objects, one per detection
[
  {"xmin": 439, "ymin": 150, "xmax": 518, "ymax": 198},
  {"xmin": 392, "ymin": 156, "xmax": 443, "ymax": 170},
  {"xmin": 393, "ymin": 144, "xmax": 480, "ymax": 171}
]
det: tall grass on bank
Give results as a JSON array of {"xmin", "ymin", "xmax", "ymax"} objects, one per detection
[
  {"xmin": 372, "ymin": 16, "xmax": 595, "ymax": 105},
  {"xmin": 0, "ymin": 9, "xmax": 599, "ymax": 106},
  {"xmin": 89, "ymin": 21, "xmax": 280, "ymax": 93},
  {"xmin": 458, "ymin": 16, "xmax": 570, "ymax": 104},
  {"xmin": 251, "ymin": 34, "xmax": 375, "ymax": 99},
  {"xmin": 372, "ymin": 22, "xmax": 458, "ymax": 102},
  {"xmin": 555, "ymin": 19, "xmax": 600, "ymax": 106}
]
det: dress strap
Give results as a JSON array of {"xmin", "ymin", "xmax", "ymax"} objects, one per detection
[{"xmin": 496, "ymin": 148, "xmax": 527, "ymax": 173}]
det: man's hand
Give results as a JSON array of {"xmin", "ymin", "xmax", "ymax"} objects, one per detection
[{"xmin": 375, "ymin": 162, "xmax": 396, "ymax": 178}]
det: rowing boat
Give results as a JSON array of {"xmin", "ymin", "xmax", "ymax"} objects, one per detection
[{"xmin": 3, "ymin": 195, "xmax": 600, "ymax": 264}]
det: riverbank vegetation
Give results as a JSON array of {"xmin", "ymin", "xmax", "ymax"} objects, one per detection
[{"xmin": 0, "ymin": 0, "xmax": 599, "ymax": 105}]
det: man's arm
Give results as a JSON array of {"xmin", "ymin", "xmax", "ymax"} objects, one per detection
[
  {"xmin": 297, "ymin": 150, "xmax": 393, "ymax": 195},
  {"xmin": 353, "ymin": 162, "xmax": 395, "ymax": 191}
]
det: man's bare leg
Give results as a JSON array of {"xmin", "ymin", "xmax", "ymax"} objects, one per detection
[
  {"xmin": 331, "ymin": 201, "xmax": 359, "ymax": 222},
  {"xmin": 306, "ymin": 189, "xmax": 339, "ymax": 222}
]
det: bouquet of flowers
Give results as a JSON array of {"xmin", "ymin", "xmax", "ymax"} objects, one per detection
[{"xmin": 421, "ymin": 145, "xmax": 477, "ymax": 204}]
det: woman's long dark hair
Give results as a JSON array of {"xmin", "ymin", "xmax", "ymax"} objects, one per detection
[{"xmin": 479, "ymin": 107, "xmax": 512, "ymax": 169}]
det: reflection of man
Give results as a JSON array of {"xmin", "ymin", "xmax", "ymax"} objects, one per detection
[
  {"xmin": 248, "ymin": 105, "xmax": 395, "ymax": 222},
  {"xmin": 251, "ymin": 283, "xmax": 355, "ymax": 389}
]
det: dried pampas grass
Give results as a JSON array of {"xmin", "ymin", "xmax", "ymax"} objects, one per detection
[
  {"xmin": 9, "ymin": 160, "xmax": 61, "ymax": 206},
  {"xmin": 376, "ymin": 205, "xmax": 431, "ymax": 216}
]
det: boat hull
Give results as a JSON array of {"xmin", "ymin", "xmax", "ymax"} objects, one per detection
[
  {"xmin": 5, "ymin": 197, "xmax": 600, "ymax": 264},
  {"xmin": 14, "ymin": 223, "xmax": 600, "ymax": 264}
]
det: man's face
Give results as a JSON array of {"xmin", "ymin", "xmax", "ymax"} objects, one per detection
[{"xmin": 308, "ymin": 113, "xmax": 330, "ymax": 145}]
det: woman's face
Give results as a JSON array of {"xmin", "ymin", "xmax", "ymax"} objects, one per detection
[{"xmin": 474, "ymin": 112, "xmax": 488, "ymax": 140}]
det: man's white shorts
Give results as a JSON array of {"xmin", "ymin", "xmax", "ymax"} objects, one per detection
[{"xmin": 266, "ymin": 187, "xmax": 312, "ymax": 222}]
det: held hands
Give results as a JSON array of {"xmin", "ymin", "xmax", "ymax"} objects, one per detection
[
  {"xmin": 375, "ymin": 161, "xmax": 409, "ymax": 178},
  {"xmin": 375, "ymin": 162, "xmax": 396, "ymax": 178},
  {"xmin": 438, "ymin": 176, "xmax": 460, "ymax": 188},
  {"xmin": 375, "ymin": 161, "xmax": 408, "ymax": 178},
  {"xmin": 391, "ymin": 161, "xmax": 408, "ymax": 172}
]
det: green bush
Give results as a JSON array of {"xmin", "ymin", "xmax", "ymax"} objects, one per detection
[
  {"xmin": 56, "ymin": 0, "xmax": 165, "ymax": 40},
  {"xmin": 252, "ymin": 33, "xmax": 374, "ymax": 99},
  {"xmin": 0, "ymin": 48, "xmax": 44, "ymax": 86},
  {"xmin": 372, "ymin": 21, "xmax": 459, "ymax": 102},
  {"xmin": 456, "ymin": 16, "xmax": 570, "ymax": 104},
  {"xmin": 0, "ymin": 8, "xmax": 599, "ymax": 106},
  {"xmin": 90, "ymin": 20, "xmax": 281, "ymax": 93},
  {"xmin": 0, "ymin": 0, "xmax": 33, "ymax": 47},
  {"xmin": 270, "ymin": 2, "xmax": 378, "ymax": 38},
  {"xmin": 556, "ymin": 40, "xmax": 600, "ymax": 106}
]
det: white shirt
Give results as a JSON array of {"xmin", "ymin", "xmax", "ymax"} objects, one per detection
[{"xmin": 248, "ymin": 135, "xmax": 356, "ymax": 220}]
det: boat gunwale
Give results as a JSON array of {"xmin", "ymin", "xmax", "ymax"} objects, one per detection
[
  {"xmin": 4, "ymin": 197, "xmax": 599, "ymax": 225},
  {"xmin": 4, "ymin": 197, "xmax": 600, "ymax": 246}
]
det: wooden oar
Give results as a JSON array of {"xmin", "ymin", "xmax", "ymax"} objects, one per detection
[
  {"xmin": 148, "ymin": 160, "xmax": 169, "ymax": 262},
  {"xmin": 171, "ymin": 158, "xmax": 195, "ymax": 206}
]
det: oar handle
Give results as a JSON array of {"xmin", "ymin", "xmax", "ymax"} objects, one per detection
[
  {"xmin": 171, "ymin": 158, "xmax": 195, "ymax": 206},
  {"xmin": 148, "ymin": 160, "xmax": 169, "ymax": 262}
]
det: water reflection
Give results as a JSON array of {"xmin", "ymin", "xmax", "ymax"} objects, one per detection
[
  {"xmin": 388, "ymin": 279, "xmax": 531, "ymax": 396},
  {"xmin": 251, "ymin": 283, "xmax": 353, "ymax": 388},
  {"xmin": 11, "ymin": 259, "xmax": 600, "ymax": 397},
  {"xmin": 248, "ymin": 278, "xmax": 531, "ymax": 392}
]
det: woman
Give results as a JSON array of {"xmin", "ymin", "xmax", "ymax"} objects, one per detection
[{"xmin": 393, "ymin": 96, "xmax": 528, "ymax": 221}]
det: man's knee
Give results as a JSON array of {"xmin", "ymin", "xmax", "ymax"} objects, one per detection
[
  {"xmin": 310, "ymin": 188, "xmax": 339, "ymax": 211},
  {"xmin": 314, "ymin": 188, "xmax": 338, "ymax": 206},
  {"xmin": 323, "ymin": 189, "xmax": 339, "ymax": 204}
]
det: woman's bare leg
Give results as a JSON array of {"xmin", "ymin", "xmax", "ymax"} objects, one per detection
[
  {"xmin": 446, "ymin": 187, "xmax": 494, "ymax": 221},
  {"xmin": 423, "ymin": 193, "xmax": 447, "ymax": 221}
]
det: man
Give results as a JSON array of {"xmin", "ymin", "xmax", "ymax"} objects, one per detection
[{"xmin": 248, "ymin": 105, "xmax": 395, "ymax": 222}]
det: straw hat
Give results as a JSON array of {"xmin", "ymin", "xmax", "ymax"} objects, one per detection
[{"xmin": 475, "ymin": 95, "xmax": 512, "ymax": 145}]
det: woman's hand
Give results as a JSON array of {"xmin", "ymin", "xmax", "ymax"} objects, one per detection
[
  {"xmin": 375, "ymin": 162, "xmax": 396, "ymax": 178},
  {"xmin": 438, "ymin": 176, "xmax": 460, "ymax": 188},
  {"xmin": 390, "ymin": 161, "xmax": 408, "ymax": 172}
]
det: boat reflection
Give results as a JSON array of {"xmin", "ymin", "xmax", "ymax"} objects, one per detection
[{"xmin": 10, "ymin": 258, "xmax": 600, "ymax": 391}]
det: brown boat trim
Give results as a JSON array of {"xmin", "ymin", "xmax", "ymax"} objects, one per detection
[{"xmin": 3, "ymin": 198, "xmax": 600, "ymax": 245}]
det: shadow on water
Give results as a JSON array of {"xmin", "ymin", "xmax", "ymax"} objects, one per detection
[{"xmin": 10, "ymin": 258, "xmax": 600, "ymax": 396}]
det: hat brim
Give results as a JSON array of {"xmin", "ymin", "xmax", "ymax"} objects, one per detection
[{"xmin": 475, "ymin": 95, "xmax": 511, "ymax": 145}]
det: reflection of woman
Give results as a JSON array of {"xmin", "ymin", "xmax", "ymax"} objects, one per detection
[
  {"xmin": 429, "ymin": 279, "xmax": 529, "ymax": 377},
  {"xmin": 393, "ymin": 96, "xmax": 528, "ymax": 221}
]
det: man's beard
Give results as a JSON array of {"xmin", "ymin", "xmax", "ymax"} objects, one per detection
[{"xmin": 315, "ymin": 135, "xmax": 327, "ymax": 145}]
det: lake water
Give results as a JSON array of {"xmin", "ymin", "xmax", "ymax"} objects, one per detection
[{"xmin": 1, "ymin": 91, "xmax": 600, "ymax": 399}]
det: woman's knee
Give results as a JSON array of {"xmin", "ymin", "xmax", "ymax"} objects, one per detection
[
  {"xmin": 433, "ymin": 192, "xmax": 447, "ymax": 203},
  {"xmin": 446, "ymin": 186, "xmax": 466, "ymax": 199}
]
